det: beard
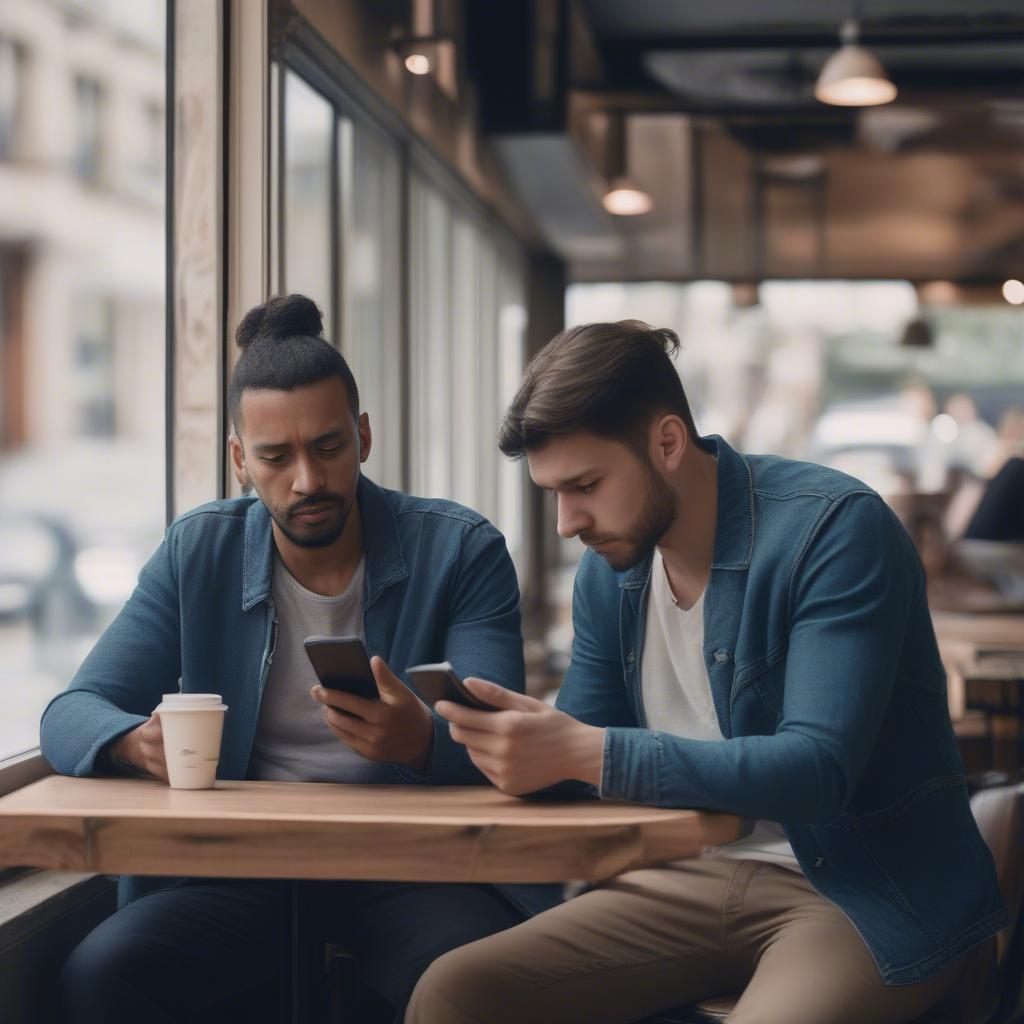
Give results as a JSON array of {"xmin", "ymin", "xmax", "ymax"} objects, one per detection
[
  {"xmin": 261, "ymin": 488, "xmax": 353, "ymax": 549},
  {"xmin": 587, "ymin": 461, "xmax": 676, "ymax": 572}
]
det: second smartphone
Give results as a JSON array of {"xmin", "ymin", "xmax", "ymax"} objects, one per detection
[{"xmin": 405, "ymin": 661, "xmax": 498, "ymax": 711}]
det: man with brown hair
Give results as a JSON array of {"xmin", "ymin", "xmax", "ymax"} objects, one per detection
[{"xmin": 406, "ymin": 320, "xmax": 1007, "ymax": 1024}]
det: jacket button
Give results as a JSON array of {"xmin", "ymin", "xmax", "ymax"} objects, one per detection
[
  {"xmin": 713, "ymin": 650, "xmax": 731, "ymax": 663},
  {"xmin": 815, "ymin": 857, "xmax": 824, "ymax": 868},
  {"xmin": 627, "ymin": 651, "xmax": 636, "ymax": 664}
]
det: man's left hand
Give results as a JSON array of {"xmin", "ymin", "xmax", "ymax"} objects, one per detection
[
  {"xmin": 436, "ymin": 679, "xmax": 605, "ymax": 795},
  {"xmin": 311, "ymin": 656, "xmax": 434, "ymax": 772}
]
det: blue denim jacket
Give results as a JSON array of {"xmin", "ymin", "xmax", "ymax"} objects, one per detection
[
  {"xmin": 556, "ymin": 437, "xmax": 1008, "ymax": 985},
  {"xmin": 40, "ymin": 475, "xmax": 558, "ymax": 916}
]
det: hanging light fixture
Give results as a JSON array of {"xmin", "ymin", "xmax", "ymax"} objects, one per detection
[
  {"xmin": 815, "ymin": 9, "xmax": 897, "ymax": 107},
  {"xmin": 601, "ymin": 113, "xmax": 653, "ymax": 217},
  {"xmin": 390, "ymin": 0, "xmax": 457, "ymax": 97}
]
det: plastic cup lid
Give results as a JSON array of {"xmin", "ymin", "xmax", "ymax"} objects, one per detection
[{"xmin": 156, "ymin": 693, "xmax": 227, "ymax": 712}]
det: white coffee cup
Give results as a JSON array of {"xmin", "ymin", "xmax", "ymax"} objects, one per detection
[{"xmin": 154, "ymin": 693, "xmax": 227, "ymax": 790}]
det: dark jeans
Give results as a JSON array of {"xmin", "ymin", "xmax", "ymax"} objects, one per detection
[{"xmin": 58, "ymin": 878, "xmax": 524, "ymax": 1024}]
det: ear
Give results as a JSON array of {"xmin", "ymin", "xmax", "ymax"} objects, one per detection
[
  {"xmin": 652, "ymin": 415, "xmax": 688, "ymax": 472},
  {"xmin": 357, "ymin": 412, "xmax": 372, "ymax": 465},
  {"xmin": 228, "ymin": 434, "xmax": 249, "ymax": 489}
]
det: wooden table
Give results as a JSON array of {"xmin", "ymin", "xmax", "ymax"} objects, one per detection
[
  {"xmin": 0, "ymin": 776, "xmax": 744, "ymax": 882},
  {"xmin": 0, "ymin": 776, "xmax": 744, "ymax": 1022},
  {"xmin": 932, "ymin": 610, "xmax": 1024, "ymax": 650}
]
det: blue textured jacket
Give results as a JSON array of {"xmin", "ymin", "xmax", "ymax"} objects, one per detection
[
  {"xmin": 556, "ymin": 436, "xmax": 1008, "ymax": 985},
  {"xmin": 40, "ymin": 475, "xmax": 557, "ymax": 916}
]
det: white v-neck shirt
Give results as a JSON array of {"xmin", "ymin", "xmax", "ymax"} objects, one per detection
[{"xmin": 641, "ymin": 548, "xmax": 802, "ymax": 872}]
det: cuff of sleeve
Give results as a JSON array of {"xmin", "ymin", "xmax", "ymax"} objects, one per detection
[
  {"xmin": 393, "ymin": 712, "xmax": 479, "ymax": 786},
  {"xmin": 601, "ymin": 727, "xmax": 661, "ymax": 805},
  {"xmin": 79, "ymin": 713, "xmax": 150, "ymax": 777}
]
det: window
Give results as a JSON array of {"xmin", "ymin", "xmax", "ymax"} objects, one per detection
[
  {"xmin": 339, "ymin": 115, "xmax": 403, "ymax": 489},
  {"xmin": 282, "ymin": 69, "xmax": 333, "ymax": 338},
  {"xmin": 72, "ymin": 295, "xmax": 117, "ymax": 437},
  {"xmin": 409, "ymin": 171, "xmax": 453, "ymax": 499},
  {"xmin": 130, "ymin": 99, "xmax": 164, "ymax": 202},
  {"xmin": 0, "ymin": 37, "xmax": 22, "ymax": 160},
  {"xmin": 0, "ymin": 1, "xmax": 165, "ymax": 761},
  {"xmin": 273, "ymin": 61, "xmax": 529, "ymax": 576},
  {"xmin": 495, "ymin": 247, "xmax": 528, "ymax": 570},
  {"xmin": 73, "ymin": 76, "xmax": 104, "ymax": 183},
  {"xmin": 409, "ymin": 167, "xmax": 527, "ymax": 561}
]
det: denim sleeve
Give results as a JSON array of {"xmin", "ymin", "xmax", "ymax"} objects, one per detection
[
  {"xmin": 519, "ymin": 552, "xmax": 636, "ymax": 801},
  {"xmin": 602, "ymin": 493, "xmax": 918, "ymax": 823},
  {"xmin": 40, "ymin": 530, "xmax": 182, "ymax": 777},
  {"xmin": 417, "ymin": 520, "xmax": 525, "ymax": 786},
  {"xmin": 555, "ymin": 551, "xmax": 635, "ymax": 729}
]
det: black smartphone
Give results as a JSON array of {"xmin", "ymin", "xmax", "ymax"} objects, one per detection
[
  {"xmin": 304, "ymin": 636, "xmax": 379, "ymax": 701},
  {"xmin": 405, "ymin": 661, "xmax": 498, "ymax": 712}
]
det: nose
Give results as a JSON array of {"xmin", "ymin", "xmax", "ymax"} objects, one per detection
[
  {"xmin": 291, "ymin": 453, "xmax": 325, "ymax": 496},
  {"xmin": 556, "ymin": 495, "xmax": 590, "ymax": 540}
]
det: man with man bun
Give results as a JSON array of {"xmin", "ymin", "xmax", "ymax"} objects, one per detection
[{"xmin": 41, "ymin": 295, "xmax": 550, "ymax": 1023}]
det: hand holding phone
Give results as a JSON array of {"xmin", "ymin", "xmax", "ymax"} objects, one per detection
[
  {"xmin": 303, "ymin": 636, "xmax": 379, "ymax": 701},
  {"xmin": 405, "ymin": 662, "xmax": 498, "ymax": 712},
  {"xmin": 308, "ymin": 647, "xmax": 434, "ymax": 770}
]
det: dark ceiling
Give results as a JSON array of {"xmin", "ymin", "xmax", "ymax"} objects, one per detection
[{"xmin": 475, "ymin": 0, "xmax": 1024, "ymax": 283}]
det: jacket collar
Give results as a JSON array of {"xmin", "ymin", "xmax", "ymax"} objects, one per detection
[
  {"xmin": 616, "ymin": 434, "xmax": 753, "ymax": 590},
  {"xmin": 240, "ymin": 474, "xmax": 408, "ymax": 611},
  {"xmin": 708, "ymin": 435, "xmax": 754, "ymax": 571}
]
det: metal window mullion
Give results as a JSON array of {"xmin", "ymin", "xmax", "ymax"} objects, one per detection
[
  {"xmin": 165, "ymin": 0, "xmax": 176, "ymax": 526},
  {"xmin": 329, "ymin": 111, "xmax": 341, "ymax": 348}
]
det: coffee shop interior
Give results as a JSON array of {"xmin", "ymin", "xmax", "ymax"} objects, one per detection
[{"xmin": 0, "ymin": 0, "xmax": 1022, "ymax": 1020}]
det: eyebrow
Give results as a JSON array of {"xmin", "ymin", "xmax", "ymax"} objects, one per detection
[
  {"xmin": 544, "ymin": 468, "xmax": 601, "ymax": 490},
  {"xmin": 251, "ymin": 430, "xmax": 346, "ymax": 454}
]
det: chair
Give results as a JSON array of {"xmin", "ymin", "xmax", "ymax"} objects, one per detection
[{"xmin": 645, "ymin": 775, "xmax": 1024, "ymax": 1024}]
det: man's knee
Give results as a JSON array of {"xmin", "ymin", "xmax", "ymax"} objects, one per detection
[
  {"xmin": 406, "ymin": 943, "xmax": 507, "ymax": 1024},
  {"xmin": 59, "ymin": 923, "xmax": 144, "ymax": 1018}
]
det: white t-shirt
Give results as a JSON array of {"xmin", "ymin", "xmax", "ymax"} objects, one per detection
[
  {"xmin": 641, "ymin": 547, "xmax": 802, "ymax": 872},
  {"xmin": 247, "ymin": 554, "xmax": 380, "ymax": 782}
]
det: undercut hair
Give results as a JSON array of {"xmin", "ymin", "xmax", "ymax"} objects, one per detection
[
  {"xmin": 227, "ymin": 294, "xmax": 359, "ymax": 432},
  {"xmin": 498, "ymin": 320, "xmax": 711, "ymax": 458}
]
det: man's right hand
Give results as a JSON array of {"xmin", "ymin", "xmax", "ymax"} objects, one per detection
[{"xmin": 107, "ymin": 716, "xmax": 169, "ymax": 782}]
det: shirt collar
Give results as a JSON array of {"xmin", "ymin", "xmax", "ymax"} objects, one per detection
[{"xmin": 241, "ymin": 474, "xmax": 408, "ymax": 610}]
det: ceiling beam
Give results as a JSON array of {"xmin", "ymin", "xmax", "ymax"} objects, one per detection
[{"xmin": 595, "ymin": 22, "xmax": 1024, "ymax": 51}]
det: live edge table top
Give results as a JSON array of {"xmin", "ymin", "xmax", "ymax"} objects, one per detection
[{"xmin": 0, "ymin": 776, "xmax": 744, "ymax": 883}]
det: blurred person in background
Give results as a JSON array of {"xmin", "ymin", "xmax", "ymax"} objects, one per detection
[
  {"xmin": 951, "ymin": 429, "xmax": 1024, "ymax": 603},
  {"xmin": 942, "ymin": 393, "xmax": 998, "ymax": 479}
]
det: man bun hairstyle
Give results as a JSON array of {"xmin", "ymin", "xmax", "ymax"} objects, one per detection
[
  {"xmin": 228, "ymin": 294, "xmax": 360, "ymax": 430},
  {"xmin": 235, "ymin": 293, "xmax": 324, "ymax": 349},
  {"xmin": 498, "ymin": 320, "xmax": 712, "ymax": 459}
]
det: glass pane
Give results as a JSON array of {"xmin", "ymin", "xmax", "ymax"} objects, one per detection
[
  {"xmin": 73, "ymin": 77, "xmax": 104, "ymax": 183},
  {"xmin": 409, "ymin": 173, "xmax": 452, "ymax": 498},
  {"xmin": 475, "ymin": 230, "xmax": 500, "ymax": 525},
  {"xmin": 496, "ymin": 246, "xmax": 527, "ymax": 571},
  {"xmin": 451, "ymin": 214, "xmax": 479, "ymax": 509},
  {"xmin": 0, "ymin": 38, "xmax": 23, "ymax": 159},
  {"xmin": 0, "ymin": 0, "xmax": 166, "ymax": 759},
  {"xmin": 283, "ymin": 70, "xmax": 333, "ymax": 340},
  {"xmin": 341, "ymin": 116, "xmax": 403, "ymax": 489}
]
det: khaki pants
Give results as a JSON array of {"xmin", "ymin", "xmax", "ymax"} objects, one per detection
[{"xmin": 406, "ymin": 859, "xmax": 970, "ymax": 1024}]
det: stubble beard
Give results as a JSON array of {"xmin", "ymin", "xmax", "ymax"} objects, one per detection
[
  {"xmin": 259, "ymin": 487, "xmax": 353, "ymax": 549},
  {"xmin": 602, "ymin": 463, "xmax": 676, "ymax": 572}
]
